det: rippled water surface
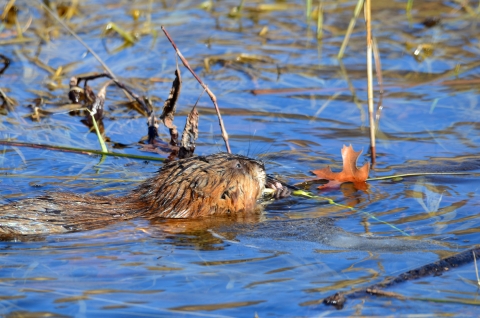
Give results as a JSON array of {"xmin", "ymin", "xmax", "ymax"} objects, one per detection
[{"xmin": 1, "ymin": 0, "xmax": 480, "ymax": 316}]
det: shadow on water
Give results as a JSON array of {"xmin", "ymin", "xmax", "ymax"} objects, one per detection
[{"xmin": 1, "ymin": 0, "xmax": 480, "ymax": 316}]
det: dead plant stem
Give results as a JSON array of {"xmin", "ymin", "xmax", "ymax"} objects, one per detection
[
  {"xmin": 365, "ymin": 0, "xmax": 376, "ymax": 165},
  {"xmin": 161, "ymin": 26, "xmax": 231, "ymax": 154}
]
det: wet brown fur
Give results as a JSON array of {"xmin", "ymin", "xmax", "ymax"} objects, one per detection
[{"xmin": 0, "ymin": 153, "xmax": 266, "ymax": 236}]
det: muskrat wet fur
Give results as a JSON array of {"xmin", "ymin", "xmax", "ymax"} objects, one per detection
[{"xmin": 0, "ymin": 153, "xmax": 266, "ymax": 236}]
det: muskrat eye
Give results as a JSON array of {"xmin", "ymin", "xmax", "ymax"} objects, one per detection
[{"xmin": 236, "ymin": 162, "xmax": 242, "ymax": 168}]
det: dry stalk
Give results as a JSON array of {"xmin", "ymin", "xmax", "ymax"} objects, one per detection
[
  {"xmin": 365, "ymin": 0, "xmax": 376, "ymax": 165},
  {"xmin": 161, "ymin": 26, "xmax": 231, "ymax": 154}
]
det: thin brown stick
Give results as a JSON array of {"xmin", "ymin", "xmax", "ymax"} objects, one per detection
[
  {"xmin": 324, "ymin": 245, "xmax": 480, "ymax": 309},
  {"xmin": 161, "ymin": 26, "xmax": 231, "ymax": 154},
  {"xmin": 365, "ymin": 0, "xmax": 376, "ymax": 165}
]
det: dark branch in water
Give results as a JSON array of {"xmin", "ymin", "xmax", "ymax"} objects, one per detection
[{"xmin": 323, "ymin": 246, "xmax": 480, "ymax": 309}]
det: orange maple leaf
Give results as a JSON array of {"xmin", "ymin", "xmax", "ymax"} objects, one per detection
[{"xmin": 311, "ymin": 145, "xmax": 370, "ymax": 189}]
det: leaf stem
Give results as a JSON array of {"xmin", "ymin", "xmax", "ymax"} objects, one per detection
[{"xmin": 292, "ymin": 190, "xmax": 410, "ymax": 236}]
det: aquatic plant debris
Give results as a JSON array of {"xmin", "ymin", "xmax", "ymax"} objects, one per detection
[
  {"xmin": 179, "ymin": 105, "xmax": 199, "ymax": 159},
  {"xmin": 160, "ymin": 64, "xmax": 182, "ymax": 147},
  {"xmin": 311, "ymin": 145, "xmax": 369, "ymax": 189}
]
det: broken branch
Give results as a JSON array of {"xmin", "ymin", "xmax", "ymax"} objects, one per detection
[{"xmin": 161, "ymin": 26, "xmax": 231, "ymax": 154}]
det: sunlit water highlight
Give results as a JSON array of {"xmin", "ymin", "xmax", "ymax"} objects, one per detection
[{"xmin": 1, "ymin": 0, "xmax": 480, "ymax": 316}]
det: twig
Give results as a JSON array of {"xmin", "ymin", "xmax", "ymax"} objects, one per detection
[
  {"xmin": 324, "ymin": 246, "xmax": 480, "ymax": 309},
  {"xmin": 0, "ymin": 88, "xmax": 15, "ymax": 110},
  {"xmin": 365, "ymin": 0, "xmax": 376, "ymax": 165},
  {"xmin": 161, "ymin": 26, "xmax": 231, "ymax": 154}
]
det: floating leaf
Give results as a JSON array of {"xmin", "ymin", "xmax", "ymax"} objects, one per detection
[{"xmin": 311, "ymin": 145, "xmax": 369, "ymax": 189}]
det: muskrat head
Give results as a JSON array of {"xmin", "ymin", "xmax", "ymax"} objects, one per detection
[{"xmin": 138, "ymin": 153, "xmax": 266, "ymax": 219}]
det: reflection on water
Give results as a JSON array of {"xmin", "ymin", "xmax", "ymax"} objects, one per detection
[{"xmin": 1, "ymin": 0, "xmax": 480, "ymax": 316}]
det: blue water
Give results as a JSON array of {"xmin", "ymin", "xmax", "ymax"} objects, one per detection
[{"xmin": 1, "ymin": 0, "xmax": 480, "ymax": 316}]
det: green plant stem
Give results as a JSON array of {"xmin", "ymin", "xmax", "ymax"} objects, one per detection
[
  {"xmin": 406, "ymin": 0, "xmax": 414, "ymax": 22},
  {"xmin": 367, "ymin": 171, "xmax": 474, "ymax": 181},
  {"xmin": 86, "ymin": 110, "xmax": 108, "ymax": 153},
  {"xmin": 104, "ymin": 22, "xmax": 136, "ymax": 44},
  {"xmin": 0, "ymin": 140, "xmax": 165, "ymax": 162},
  {"xmin": 2, "ymin": 174, "xmax": 141, "ymax": 183},
  {"xmin": 316, "ymin": 1, "xmax": 323, "ymax": 40},
  {"xmin": 292, "ymin": 190, "xmax": 410, "ymax": 236}
]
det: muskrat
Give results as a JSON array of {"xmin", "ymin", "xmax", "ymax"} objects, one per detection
[{"xmin": 0, "ymin": 153, "xmax": 268, "ymax": 236}]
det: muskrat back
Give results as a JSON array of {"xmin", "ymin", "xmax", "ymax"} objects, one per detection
[{"xmin": 0, "ymin": 153, "xmax": 267, "ymax": 236}]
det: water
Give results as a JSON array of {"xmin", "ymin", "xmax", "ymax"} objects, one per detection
[{"xmin": 1, "ymin": 0, "xmax": 480, "ymax": 316}]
